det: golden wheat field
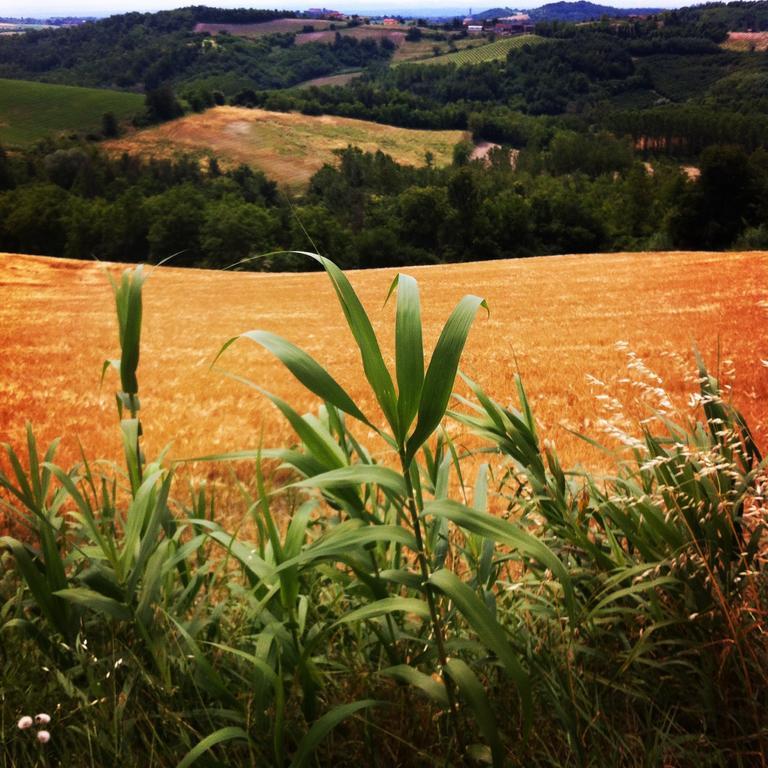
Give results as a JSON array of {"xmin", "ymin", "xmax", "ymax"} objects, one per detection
[
  {"xmin": 104, "ymin": 107, "xmax": 466, "ymax": 188},
  {"xmin": 1, "ymin": 251, "xmax": 766, "ymax": 491}
]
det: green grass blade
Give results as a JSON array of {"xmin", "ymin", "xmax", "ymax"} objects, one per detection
[
  {"xmin": 220, "ymin": 330, "xmax": 372, "ymax": 426},
  {"xmin": 113, "ymin": 265, "xmax": 146, "ymax": 396},
  {"xmin": 444, "ymin": 658, "xmax": 504, "ymax": 768},
  {"xmin": 289, "ymin": 699, "xmax": 379, "ymax": 768},
  {"xmin": 274, "ymin": 523, "xmax": 416, "ymax": 573},
  {"xmin": 389, "ymin": 274, "xmax": 424, "ymax": 442},
  {"xmin": 207, "ymin": 530, "xmax": 275, "ymax": 582},
  {"xmin": 405, "ymin": 295, "xmax": 487, "ymax": 464},
  {"xmin": 426, "ymin": 499, "xmax": 574, "ymax": 617},
  {"xmin": 333, "ymin": 597, "xmax": 430, "ymax": 626},
  {"xmin": 54, "ymin": 587, "xmax": 132, "ymax": 621},
  {"xmin": 24, "ymin": 423, "xmax": 42, "ymax": 506},
  {"xmin": 295, "ymin": 251, "xmax": 399, "ymax": 433},
  {"xmin": 380, "ymin": 664, "xmax": 449, "ymax": 707},
  {"xmin": 429, "ymin": 568, "xmax": 531, "ymax": 728},
  {"xmin": 176, "ymin": 727, "xmax": 249, "ymax": 768},
  {"xmin": 1, "ymin": 536, "xmax": 72, "ymax": 637},
  {"xmin": 291, "ymin": 465, "xmax": 406, "ymax": 498},
  {"xmin": 224, "ymin": 376, "xmax": 347, "ymax": 470}
]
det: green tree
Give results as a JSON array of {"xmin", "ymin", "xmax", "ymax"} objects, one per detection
[
  {"xmin": 667, "ymin": 145, "xmax": 757, "ymax": 248},
  {"xmin": 201, "ymin": 199, "xmax": 279, "ymax": 266},
  {"xmin": 145, "ymin": 85, "xmax": 183, "ymax": 122},
  {"xmin": 101, "ymin": 111, "xmax": 119, "ymax": 138},
  {"xmin": 452, "ymin": 139, "xmax": 475, "ymax": 167},
  {"xmin": 144, "ymin": 185, "xmax": 205, "ymax": 263},
  {"xmin": 396, "ymin": 186, "xmax": 450, "ymax": 253},
  {"xmin": 0, "ymin": 184, "xmax": 70, "ymax": 255}
]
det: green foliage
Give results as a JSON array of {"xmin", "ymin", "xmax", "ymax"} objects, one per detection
[
  {"xmin": 0, "ymin": 78, "xmax": 143, "ymax": 148},
  {"xmin": 0, "ymin": 9, "xmax": 394, "ymax": 95},
  {"xmin": 3, "ymin": 257, "xmax": 766, "ymax": 766},
  {"xmin": 417, "ymin": 34, "xmax": 550, "ymax": 67}
]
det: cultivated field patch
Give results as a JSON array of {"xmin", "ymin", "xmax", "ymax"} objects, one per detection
[
  {"xmin": 1, "ymin": 251, "xmax": 765, "ymax": 476},
  {"xmin": 0, "ymin": 78, "xmax": 144, "ymax": 147},
  {"xmin": 103, "ymin": 106, "xmax": 465, "ymax": 187},
  {"xmin": 294, "ymin": 71, "xmax": 363, "ymax": 88},
  {"xmin": 193, "ymin": 18, "xmax": 338, "ymax": 37},
  {"xmin": 414, "ymin": 34, "xmax": 548, "ymax": 66},
  {"xmin": 295, "ymin": 25, "xmax": 406, "ymax": 46}
]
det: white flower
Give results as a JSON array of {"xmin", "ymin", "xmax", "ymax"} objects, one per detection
[
  {"xmin": 37, "ymin": 730, "xmax": 51, "ymax": 744},
  {"xmin": 17, "ymin": 716, "xmax": 33, "ymax": 730},
  {"xmin": 35, "ymin": 713, "xmax": 51, "ymax": 725}
]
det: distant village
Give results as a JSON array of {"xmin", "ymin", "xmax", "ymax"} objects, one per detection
[
  {"xmin": 0, "ymin": 7, "xmax": 539, "ymax": 36},
  {"xmin": 303, "ymin": 7, "xmax": 536, "ymax": 34}
]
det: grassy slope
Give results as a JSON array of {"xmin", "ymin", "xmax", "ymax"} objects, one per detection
[
  {"xmin": 104, "ymin": 106, "xmax": 466, "ymax": 188},
  {"xmin": 414, "ymin": 34, "xmax": 548, "ymax": 66},
  {"xmin": 1, "ymin": 250, "xmax": 765, "ymax": 473},
  {"xmin": 0, "ymin": 78, "xmax": 144, "ymax": 147}
]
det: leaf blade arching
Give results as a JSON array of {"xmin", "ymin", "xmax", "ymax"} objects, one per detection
[
  {"xmin": 390, "ymin": 273, "xmax": 424, "ymax": 442},
  {"xmin": 176, "ymin": 727, "xmax": 249, "ymax": 768},
  {"xmin": 444, "ymin": 658, "xmax": 504, "ymax": 768},
  {"xmin": 425, "ymin": 498, "xmax": 575, "ymax": 618},
  {"xmin": 220, "ymin": 330, "xmax": 371, "ymax": 426},
  {"xmin": 289, "ymin": 699, "xmax": 379, "ymax": 768},
  {"xmin": 380, "ymin": 664, "xmax": 449, "ymax": 707},
  {"xmin": 292, "ymin": 251, "xmax": 399, "ymax": 433},
  {"xmin": 429, "ymin": 567, "xmax": 531, "ymax": 729},
  {"xmin": 405, "ymin": 294, "xmax": 487, "ymax": 464},
  {"xmin": 332, "ymin": 597, "xmax": 431, "ymax": 627}
]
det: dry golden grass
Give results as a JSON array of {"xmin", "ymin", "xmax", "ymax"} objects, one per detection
[
  {"xmin": 104, "ymin": 107, "xmax": 465, "ymax": 189},
  {"xmin": 1, "ymin": 251, "xmax": 766, "ymax": 487},
  {"xmin": 723, "ymin": 31, "xmax": 768, "ymax": 51}
]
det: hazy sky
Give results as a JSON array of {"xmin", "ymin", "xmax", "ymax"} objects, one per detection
[{"xmin": 10, "ymin": 0, "xmax": 684, "ymax": 19}]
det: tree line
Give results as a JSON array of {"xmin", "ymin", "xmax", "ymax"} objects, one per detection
[{"xmin": 2, "ymin": 139, "xmax": 766, "ymax": 270}]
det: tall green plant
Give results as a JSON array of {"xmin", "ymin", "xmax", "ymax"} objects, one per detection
[
  {"xmin": 103, "ymin": 264, "xmax": 147, "ymax": 495},
  {"xmin": 217, "ymin": 253, "xmax": 573, "ymax": 763}
]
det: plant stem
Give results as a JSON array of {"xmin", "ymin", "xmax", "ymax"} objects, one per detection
[
  {"xmin": 128, "ymin": 392, "xmax": 143, "ymax": 485},
  {"xmin": 400, "ymin": 451, "xmax": 464, "ymax": 756}
]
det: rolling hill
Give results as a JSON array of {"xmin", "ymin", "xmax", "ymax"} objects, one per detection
[
  {"xmin": 0, "ymin": 78, "xmax": 143, "ymax": 147},
  {"xmin": 415, "ymin": 35, "xmax": 549, "ymax": 66},
  {"xmin": 103, "ymin": 106, "xmax": 466, "ymax": 188}
]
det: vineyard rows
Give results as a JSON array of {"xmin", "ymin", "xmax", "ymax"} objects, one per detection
[{"xmin": 418, "ymin": 34, "xmax": 548, "ymax": 66}]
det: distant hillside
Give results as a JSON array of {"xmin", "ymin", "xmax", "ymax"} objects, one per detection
[
  {"xmin": 103, "ymin": 106, "xmax": 465, "ymax": 188},
  {"xmin": 0, "ymin": 78, "xmax": 143, "ymax": 147},
  {"xmin": 469, "ymin": 2, "xmax": 665, "ymax": 22},
  {"xmin": 470, "ymin": 7, "xmax": 517, "ymax": 21},
  {"xmin": 529, "ymin": 2, "xmax": 665, "ymax": 21},
  {"xmin": 0, "ymin": 7, "xmax": 391, "ymax": 93}
]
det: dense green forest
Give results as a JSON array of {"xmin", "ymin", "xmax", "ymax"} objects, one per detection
[
  {"xmin": 0, "ymin": 7, "xmax": 393, "ymax": 93},
  {"xmin": 1, "ymin": 2, "xmax": 768, "ymax": 266},
  {"xmin": 1, "ymin": 138, "xmax": 766, "ymax": 267}
]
